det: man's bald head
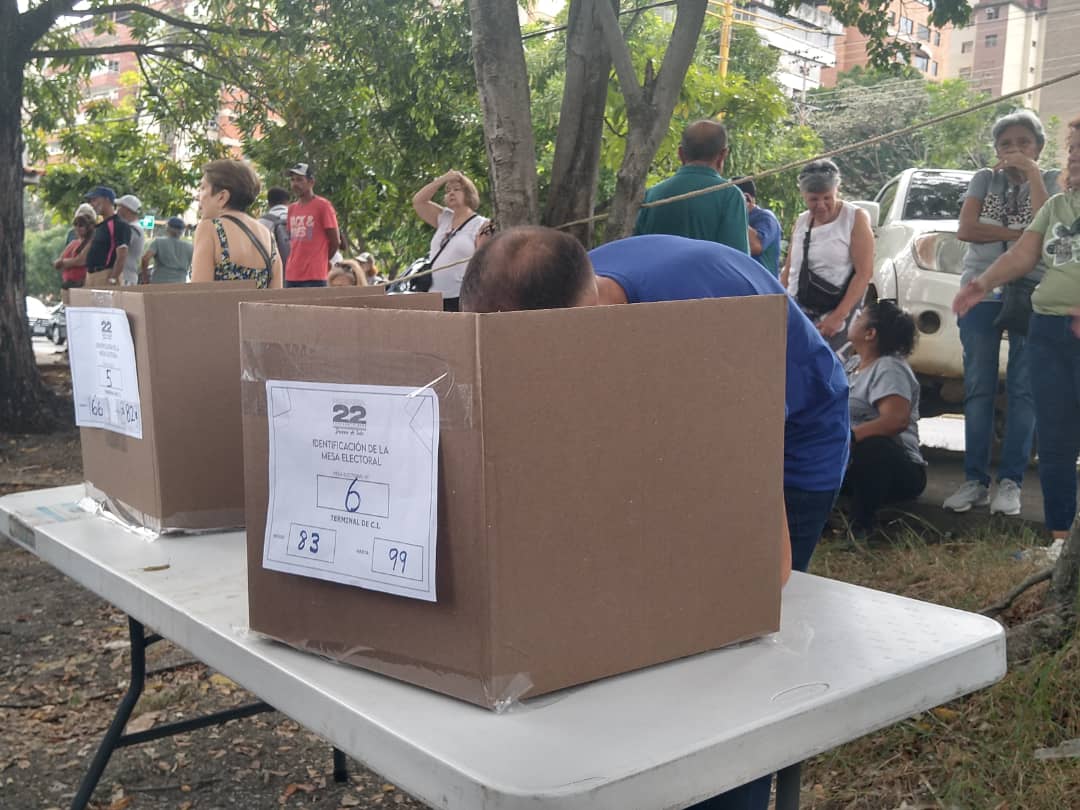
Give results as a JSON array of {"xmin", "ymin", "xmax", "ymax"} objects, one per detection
[
  {"xmin": 460, "ymin": 226, "xmax": 599, "ymax": 313},
  {"xmin": 679, "ymin": 119, "xmax": 729, "ymax": 165}
]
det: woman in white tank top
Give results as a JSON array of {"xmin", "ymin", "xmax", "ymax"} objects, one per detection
[{"xmin": 780, "ymin": 159, "xmax": 875, "ymax": 351}]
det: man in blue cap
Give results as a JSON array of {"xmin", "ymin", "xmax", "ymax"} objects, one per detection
[
  {"xmin": 57, "ymin": 186, "xmax": 132, "ymax": 285},
  {"xmin": 141, "ymin": 217, "xmax": 193, "ymax": 284}
]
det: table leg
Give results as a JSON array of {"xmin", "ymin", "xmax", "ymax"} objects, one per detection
[
  {"xmin": 774, "ymin": 761, "xmax": 802, "ymax": 810},
  {"xmin": 70, "ymin": 617, "xmax": 151, "ymax": 810},
  {"xmin": 333, "ymin": 747, "xmax": 349, "ymax": 783},
  {"xmin": 69, "ymin": 617, "xmax": 274, "ymax": 810}
]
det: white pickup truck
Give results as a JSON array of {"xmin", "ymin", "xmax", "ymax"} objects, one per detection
[{"xmin": 855, "ymin": 168, "xmax": 986, "ymax": 415}]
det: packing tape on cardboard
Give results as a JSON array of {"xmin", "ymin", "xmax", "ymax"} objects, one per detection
[
  {"xmin": 239, "ymin": 340, "xmax": 475, "ymax": 430},
  {"xmin": 237, "ymin": 626, "xmax": 541, "ymax": 713},
  {"xmin": 81, "ymin": 484, "xmax": 245, "ymax": 539}
]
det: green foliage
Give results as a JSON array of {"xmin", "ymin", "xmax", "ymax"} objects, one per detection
[
  {"xmin": 230, "ymin": 0, "xmax": 486, "ymax": 272},
  {"xmin": 37, "ymin": 93, "xmax": 209, "ymax": 221},
  {"xmin": 808, "ymin": 68, "xmax": 1018, "ymax": 200},
  {"xmin": 527, "ymin": 14, "xmax": 819, "ymax": 234},
  {"xmin": 23, "ymin": 225, "xmax": 69, "ymax": 301}
]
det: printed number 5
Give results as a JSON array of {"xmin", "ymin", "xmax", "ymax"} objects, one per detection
[
  {"xmin": 345, "ymin": 478, "xmax": 361, "ymax": 513},
  {"xmin": 105, "ymin": 369, "xmax": 113, "ymax": 388}
]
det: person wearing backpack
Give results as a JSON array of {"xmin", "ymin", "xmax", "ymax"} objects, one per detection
[
  {"xmin": 56, "ymin": 186, "xmax": 132, "ymax": 286},
  {"xmin": 258, "ymin": 186, "xmax": 291, "ymax": 266}
]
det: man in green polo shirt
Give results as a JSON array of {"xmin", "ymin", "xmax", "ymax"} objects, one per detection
[{"xmin": 634, "ymin": 120, "xmax": 749, "ymax": 254}]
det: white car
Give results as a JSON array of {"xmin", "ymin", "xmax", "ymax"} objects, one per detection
[
  {"xmin": 25, "ymin": 296, "xmax": 51, "ymax": 337},
  {"xmin": 855, "ymin": 169, "xmax": 1009, "ymax": 415}
]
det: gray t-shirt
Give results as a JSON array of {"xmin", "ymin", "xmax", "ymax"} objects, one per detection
[
  {"xmin": 122, "ymin": 222, "xmax": 144, "ymax": 286},
  {"xmin": 146, "ymin": 235, "xmax": 193, "ymax": 284},
  {"xmin": 845, "ymin": 354, "xmax": 926, "ymax": 466},
  {"xmin": 960, "ymin": 167, "xmax": 1061, "ymax": 290}
]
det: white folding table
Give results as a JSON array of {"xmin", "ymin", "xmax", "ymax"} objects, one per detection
[{"xmin": 0, "ymin": 486, "xmax": 1006, "ymax": 810}]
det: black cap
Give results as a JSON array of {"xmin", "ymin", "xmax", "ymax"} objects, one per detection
[
  {"xmin": 287, "ymin": 162, "xmax": 314, "ymax": 179},
  {"xmin": 733, "ymin": 177, "xmax": 756, "ymax": 199}
]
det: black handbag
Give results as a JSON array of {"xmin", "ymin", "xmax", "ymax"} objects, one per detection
[
  {"xmin": 993, "ymin": 277, "xmax": 1036, "ymax": 336},
  {"xmin": 393, "ymin": 214, "xmax": 479, "ymax": 293},
  {"xmin": 796, "ymin": 220, "xmax": 852, "ymax": 317}
]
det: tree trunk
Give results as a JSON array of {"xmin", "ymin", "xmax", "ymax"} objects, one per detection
[
  {"xmin": 541, "ymin": 0, "xmax": 613, "ymax": 246},
  {"xmin": 599, "ymin": 0, "xmax": 708, "ymax": 240},
  {"xmin": 0, "ymin": 38, "xmax": 59, "ymax": 433},
  {"xmin": 1001, "ymin": 515, "xmax": 1080, "ymax": 665},
  {"xmin": 467, "ymin": 0, "xmax": 538, "ymax": 228}
]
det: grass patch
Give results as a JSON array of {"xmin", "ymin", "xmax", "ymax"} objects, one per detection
[{"xmin": 802, "ymin": 523, "xmax": 1080, "ymax": 808}]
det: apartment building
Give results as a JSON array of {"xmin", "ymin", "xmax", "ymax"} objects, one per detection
[
  {"xmin": 948, "ymin": 0, "xmax": 1046, "ymax": 107},
  {"xmin": 734, "ymin": 0, "xmax": 844, "ymax": 97},
  {"xmin": 820, "ymin": 0, "xmax": 954, "ymax": 86},
  {"xmin": 948, "ymin": 0, "xmax": 1077, "ymax": 157}
]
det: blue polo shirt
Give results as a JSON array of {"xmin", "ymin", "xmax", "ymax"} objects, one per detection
[
  {"xmin": 748, "ymin": 205, "xmax": 782, "ymax": 277},
  {"xmin": 589, "ymin": 235, "xmax": 849, "ymax": 492}
]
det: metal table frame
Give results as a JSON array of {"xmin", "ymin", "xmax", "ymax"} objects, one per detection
[{"xmin": 0, "ymin": 486, "xmax": 1007, "ymax": 810}]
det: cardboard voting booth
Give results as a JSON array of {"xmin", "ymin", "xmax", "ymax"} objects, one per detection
[{"xmin": 241, "ymin": 297, "xmax": 788, "ymax": 709}]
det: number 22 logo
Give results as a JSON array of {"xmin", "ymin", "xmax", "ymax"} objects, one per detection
[{"xmin": 331, "ymin": 404, "xmax": 366, "ymax": 423}]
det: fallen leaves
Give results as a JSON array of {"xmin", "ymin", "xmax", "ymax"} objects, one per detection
[{"xmin": 125, "ymin": 710, "xmax": 162, "ymax": 734}]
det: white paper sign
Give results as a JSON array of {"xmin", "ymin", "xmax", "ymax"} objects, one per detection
[
  {"xmin": 67, "ymin": 307, "xmax": 144, "ymax": 438},
  {"xmin": 263, "ymin": 380, "xmax": 440, "ymax": 601}
]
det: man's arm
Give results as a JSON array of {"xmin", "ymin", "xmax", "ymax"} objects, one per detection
[
  {"xmin": 140, "ymin": 242, "xmax": 154, "ymax": 283},
  {"xmin": 780, "ymin": 512, "xmax": 792, "ymax": 586},
  {"xmin": 109, "ymin": 246, "xmax": 128, "ymax": 283},
  {"xmin": 747, "ymin": 227, "xmax": 763, "ymax": 256}
]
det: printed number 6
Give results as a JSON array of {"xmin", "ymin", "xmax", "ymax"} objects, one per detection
[{"xmin": 345, "ymin": 478, "xmax": 361, "ymax": 513}]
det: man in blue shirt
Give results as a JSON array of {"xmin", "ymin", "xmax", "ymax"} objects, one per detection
[
  {"xmin": 734, "ymin": 177, "xmax": 782, "ymax": 277},
  {"xmin": 462, "ymin": 229, "xmax": 849, "ymax": 573},
  {"xmin": 462, "ymin": 229, "xmax": 848, "ymax": 810}
]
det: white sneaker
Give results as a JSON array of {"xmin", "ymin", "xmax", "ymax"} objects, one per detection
[
  {"xmin": 943, "ymin": 481, "xmax": 990, "ymax": 512},
  {"xmin": 990, "ymin": 479, "xmax": 1023, "ymax": 516}
]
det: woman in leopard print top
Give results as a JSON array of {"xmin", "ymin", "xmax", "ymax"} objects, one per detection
[{"xmin": 945, "ymin": 111, "xmax": 1060, "ymax": 518}]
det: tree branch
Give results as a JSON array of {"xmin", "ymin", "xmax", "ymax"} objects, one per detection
[
  {"xmin": 594, "ymin": 0, "xmax": 644, "ymax": 117},
  {"xmin": 981, "ymin": 567, "xmax": 1054, "ymax": 617},
  {"xmin": 75, "ymin": 2, "xmax": 283, "ymax": 40},
  {"xmin": 650, "ymin": 0, "xmax": 708, "ymax": 112},
  {"xmin": 30, "ymin": 41, "xmax": 204, "ymax": 59},
  {"xmin": 18, "ymin": 0, "xmax": 75, "ymax": 48}
]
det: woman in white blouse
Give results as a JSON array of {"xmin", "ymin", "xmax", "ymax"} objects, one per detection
[
  {"xmin": 412, "ymin": 170, "xmax": 489, "ymax": 311},
  {"xmin": 780, "ymin": 159, "xmax": 875, "ymax": 350}
]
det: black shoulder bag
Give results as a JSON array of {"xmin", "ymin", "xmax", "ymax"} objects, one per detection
[
  {"xmin": 406, "ymin": 214, "xmax": 479, "ymax": 293},
  {"xmin": 796, "ymin": 219, "xmax": 852, "ymax": 318}
]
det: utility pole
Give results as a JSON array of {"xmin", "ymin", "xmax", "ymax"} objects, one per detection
[{"xmin": 718, "ymin": 0, "xmax": 734, "ymax": 78}]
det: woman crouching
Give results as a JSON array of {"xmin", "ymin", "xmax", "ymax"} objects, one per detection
[{"xmin": 844, "ymin": 301, "xmax": 928, "ymax": 536}]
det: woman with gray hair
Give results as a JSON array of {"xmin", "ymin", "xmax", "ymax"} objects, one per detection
[
  {"xmin": 780, "ymin": 159, "xmax": 874, "ymax": 350},
  {"xmin": 943, "ymin": 110, "xmax": 1060, "ymax": 517}
]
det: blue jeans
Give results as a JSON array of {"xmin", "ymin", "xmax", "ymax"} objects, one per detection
[
  {"xmin": 958, "ymin": 300, "xmax": 1036, "ymax": 485},
  {"xmin": 686, "ymin": 487, "xmax": 835, "ymax": 810},
  {"xmin": 285, "ymin": 279, "xmax": 328, "ymax": 288},
  {"xmin": 1027, "ymin": 314, "xmax": 1080, "ymax": 531},
  {"xmin": 785, "ymin": 486, "xmax": 839, "ymax": 572}
]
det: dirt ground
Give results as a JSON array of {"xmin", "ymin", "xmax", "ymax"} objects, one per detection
[{"xmin": 0, "ymin": 357, "xmax": 427, "ymax": 810}]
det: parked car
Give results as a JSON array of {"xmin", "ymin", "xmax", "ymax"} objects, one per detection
[
  {"xmin": 46, "ymin": 304, "xmax": 66, "ymax": 345},
  {"xmin": 853, "ymin": 168, "xmax": 1011, "ymax": 415},
  {"xmin": 25, "ymin": 296, "xmax": 51, "ymax": 337}
]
